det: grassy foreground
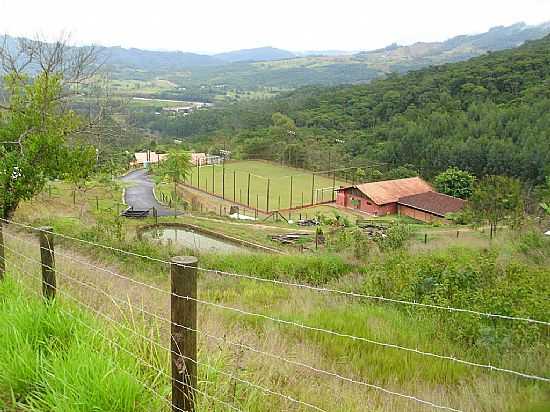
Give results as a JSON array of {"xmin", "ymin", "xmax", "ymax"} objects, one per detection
[
  {"xmin": 4, "ymin": 179, "xmax": 549, "ymax": 411},
  {"xmin": 0, "ymin": 277, "xmax": 167, "ymax": 411}
]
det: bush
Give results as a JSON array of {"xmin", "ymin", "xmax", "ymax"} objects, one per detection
[
  {"xmin": 376, "ymin": 223, "xmax": 412, "ymax": 251},
  {"xmin": 515, "ymin": 230, "xmax": 550, "ymax": 264},
  {"xmin": 362, "ymin": 248, "xmax": 550, "ymax": 346}
]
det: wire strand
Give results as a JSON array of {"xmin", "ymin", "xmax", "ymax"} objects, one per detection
[
  {"xmin": 3, "ymin": 252, "xmax": 326, "ymax": 412},
  {"xmin": 10, "ymin": 249, "xmax": 461, "ymax": 411},
  {"xmin": 3, "ymin": 262, "xmax": 185, "ymax": 412},
  {"xmin": 5, "ymin": 258, "xmax": 242, "ymax": 412},
  {"xmin": 3, "ymin": 234, "xmax": 548, "ymax": 383},
  {"xmin": 2, "ymin": 220, "xmax": 548, "ymax": 327}
]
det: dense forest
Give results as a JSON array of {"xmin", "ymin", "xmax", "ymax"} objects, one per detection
[{"xmin": 131, "ymin": 34, "xmax": 550, "ymax": 184}]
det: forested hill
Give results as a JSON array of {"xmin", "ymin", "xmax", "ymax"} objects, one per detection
[{"xmin": 134, "ymin": 35, "xmax": 550, "ymax": 184}]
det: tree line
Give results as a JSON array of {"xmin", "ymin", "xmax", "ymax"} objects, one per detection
[{"xmin": 130, "ymin": 35, "xmax": 550, "ymax": 187}]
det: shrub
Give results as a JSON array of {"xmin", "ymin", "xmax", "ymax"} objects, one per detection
[
  {"xmin": 362, "ymin": 248, "xmax": 550, "ymax": 346},
  {"xmin": 376, "ymin": 223, "xmax": 412, "ymax": 251},
  {"xmin": 515, "ymin": 230, "xmax": 550, "ymax": 264}
]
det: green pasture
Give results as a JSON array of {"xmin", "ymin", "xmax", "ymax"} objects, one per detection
[{"xmin": 185, "ymin": 160, "xmax": 347, "ymax": 210}]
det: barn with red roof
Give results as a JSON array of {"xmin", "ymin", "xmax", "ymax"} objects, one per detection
[{"xmin": 336, "ymin": 177, "xmax": 465, "ymax": 222}]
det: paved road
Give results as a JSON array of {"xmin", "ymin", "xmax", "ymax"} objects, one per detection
[{"xmin": 120, "ymin": 169, "xmax": 178, "ymax": 217}]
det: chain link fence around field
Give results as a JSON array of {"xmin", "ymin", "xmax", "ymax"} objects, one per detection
[{"xmin": 183, "ymin": 162, "xmax": 381, "ymax": 213}]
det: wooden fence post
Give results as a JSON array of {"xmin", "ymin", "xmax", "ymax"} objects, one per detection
[
  {"xmin": 332, "ymin": 171, "xmax": 336, "ymax": 202},
  {"xmin": 266, "ymin": 179, "xmax": 270, "ymax": 212},
  {"xmin": 211, "ymin": 164, "xmax": 215, "ymax": 195},
  {"xmin": 0, "ymin": 223, "xmax": 5, "ymax": 281},
  {"xmin": 233, "ymin": 170, "xmax": 236, "ymax": 202},
  {"xmin": 247, "ymin": 173, "xmax": 251, "ymax": 207},
  {"xmin": 424, "ymin": 233, "xmax": 428, "ymax": 244},
  {"xmin": 222, "ymin": 163, "xmax": 225, "ymax": 200},
  {"xmin": 170, "ymin": 256, "xmax": 198, "ymax": 412},
  {"xmin": 38, "ymin": 227, "xmax": 56, "ymax": 301},
  {"xmin": 290, "ymin": 176, "xmax": 293, "ymax": 210},
  {"xmin": 311, "ymin": 173, "xmax": 315, "ymax": 206}
]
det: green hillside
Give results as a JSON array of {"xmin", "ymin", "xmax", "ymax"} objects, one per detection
[
  {"xmin": 133, "ymin": 34, "xmax": 550, "ymax": 184},
  {"xmin": 107, "ymin": 22, "xmax": 550, "ymax": 98}
]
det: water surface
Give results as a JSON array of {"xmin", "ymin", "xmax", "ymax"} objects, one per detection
[{"xmin": 144, "ymin": 227, "xmax": 244, "ymax": 253}]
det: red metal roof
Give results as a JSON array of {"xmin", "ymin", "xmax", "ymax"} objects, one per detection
[
  {"xmin": 348, "ymin": 177, "xmax": 433, "ymax": 205},
  {"xmin": 397, "ymin": 191, "xmax": 465, "ymax": 217}
]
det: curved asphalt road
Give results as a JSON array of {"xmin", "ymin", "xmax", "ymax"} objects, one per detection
[{"xmin": 120, "ymin": 169, "xmax": 178, "ymax": 217}]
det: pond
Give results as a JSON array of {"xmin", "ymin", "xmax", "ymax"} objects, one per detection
[{"xmin": 143, "ymin": 227, "xmax": 245, "ymax": 254}]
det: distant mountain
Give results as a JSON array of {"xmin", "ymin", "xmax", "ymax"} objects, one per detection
[
  {"xmin": 100, "ymin": 46, "xmax": 222, "ymax": 69},
  {"xmin": 4, "ymin": 21, "xmax": 549, "ymax": 90},
  {"xmin": 294, "ymin": 50, "xmax": 356, "ymax": 57},
  {"xmin": 354, "ymin": 21, "xmax": 550, "ymax": 71},
  {"xmin": 213, "ymin": 47, "xmax": 295, "ymax": 63}
]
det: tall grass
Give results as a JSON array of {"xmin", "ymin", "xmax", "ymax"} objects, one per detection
[
  {"xmin": 201, "ymin": 252, "xmax": 353, "ymax": 284},
  {"xmin": 0, "ymin": 277, "xmax": 163, "ymax": 411}
]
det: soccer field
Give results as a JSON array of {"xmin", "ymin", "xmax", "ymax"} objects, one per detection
[{"xmin": 185, "ymin": 160, "xmax": 347, "ymax": 211}]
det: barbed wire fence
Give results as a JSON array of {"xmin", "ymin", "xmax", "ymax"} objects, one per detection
[{"xmin": 0, "ymin": 218, "xmax": 548, "ymax": 412}]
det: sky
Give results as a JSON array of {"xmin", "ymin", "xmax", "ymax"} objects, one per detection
[{"xmin": 1, "ymin": 0, "xmax": 549, "ymax": 54}]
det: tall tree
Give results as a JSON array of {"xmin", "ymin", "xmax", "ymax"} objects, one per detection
[
  {"xmin": 157, "ymin": 150, "xmax": 192, "ymax": 201},
  {"xmin": 470, "ymin": 175, "xmax": 524, "ymax": 238},
  {"xmin": 0, "ymin": 36, "xmax": 101, "ymax": 219},
  {"xmin": 65, "ymin": 144, "xmax": 97, "ymax": 204},
  {"xmin": 434, "ymin": 167, "xmax": 476, "ymax": 199}
]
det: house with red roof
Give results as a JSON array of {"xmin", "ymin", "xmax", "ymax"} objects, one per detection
[{"xmin": 336, "ymin": 177, "xmax": 465, "ymax": 222}]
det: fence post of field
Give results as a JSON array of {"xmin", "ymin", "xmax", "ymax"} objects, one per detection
[
  {"xmin": 170, "ymin": 256, "xmax": 198, "ymax": 412},
  {"xmin": 222, "ymin": 162, "xmax": 225, "ymax": 200},
  {"xmin": 247, "ymin": 173, "xmax": 251, "ymax": 207},
  {"xmin": 311, "ymin": 173, "xmax": 315, "ymax": 206},
  {"xmin": 38, "ymin": 227, "xmax": 56, "ymax": 301},
  {"xmin": 211, "ymin": 164, "xmax": 215, "ymax": 195},
  {"xmin": 0, "ymin": 222, "xmax": 5, "ymax": 280},
  {"xmin": 332, "ymin": 170, "xmax": 336, "ymax": 202},
  {"xmin": 233, "ymin": 170, "xmax": 236, "ymax": 202},
  {"xmin": 289, "ymin": 175, "xmax": 294, "ymax": 210},
  {"xmin": 266, "ymin": 178, "xmax": 270, "ymax": 212},
  {"xmin": 196, "ymin": 163, "xmax": 200, "ymax": 189}
]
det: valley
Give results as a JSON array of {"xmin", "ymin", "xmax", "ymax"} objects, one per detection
[{"xmin": 0, "ymin": 13, "xmax": 549, "ymax": 412}]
